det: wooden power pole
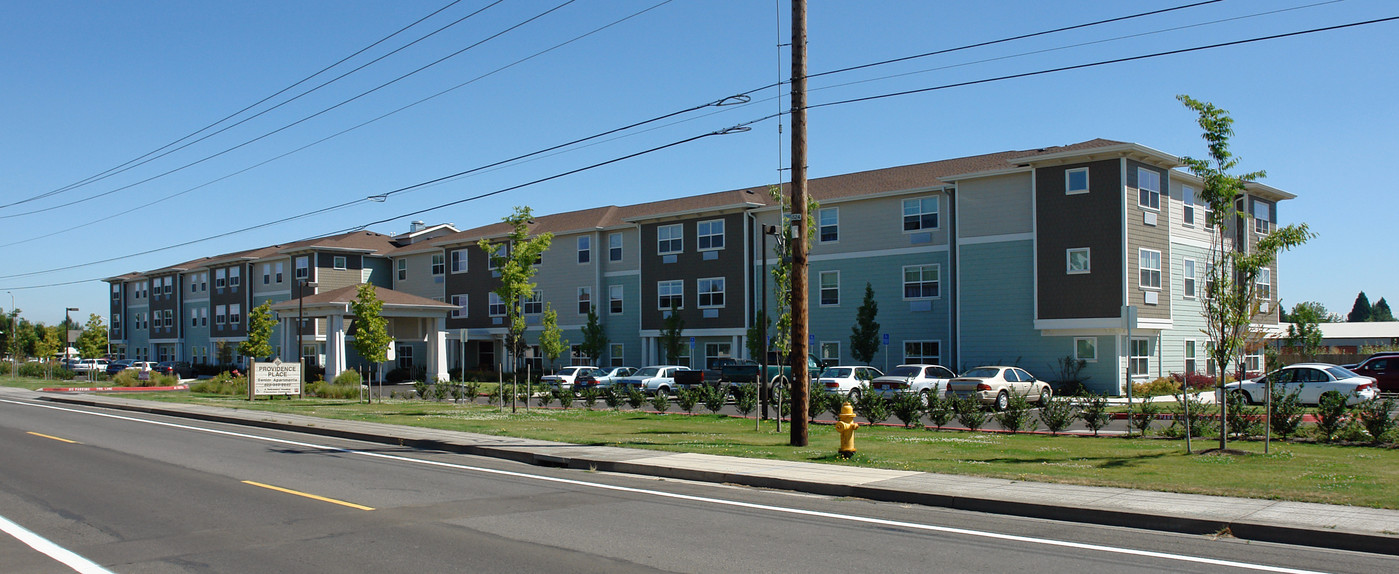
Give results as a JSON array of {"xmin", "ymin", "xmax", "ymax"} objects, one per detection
[{"xmin": 789, "ymin": 0, "xmax": 810, "ymax": 447}]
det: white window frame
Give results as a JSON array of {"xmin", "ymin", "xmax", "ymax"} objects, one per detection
[
  {"xmin": 819, "ymin": 341, "xmax": 840, "ymax": 362},
  {"xmin": 451, "ymin": 294, "xmax": 468, "ymax": 319},
  {"xmin": 295, "ymin": 257, "xmax": 308, "ymax": 280},
  {"xmin": 1066, "ymin": 248, "xmax": 1090, "ymax": 275},
  {"xmin": 577, "ymin": 236, "xmax": 591, "ymax": 264},
  {"xmin": 657, "ymin": 224, "xmax": 683, "ymax": 255},
  {"xmin": 229, "ymin": 304, "xmax": 241, "ymax": 326},
  {"xmin": 818, "ymin": 207, "xmax": 838, "ymax": 243},
  {"xmin": 658, "ymin": 280, "xmax": 683, "ymax": 310},
  {"xmin": 333, "ymin": 256, "xmax": 347, "ymax": 270},
  {"xmin": 396, "ymin": 259, "xmax": 406, "ymax": 281},
  {"xmin": 902, "ymin": 196, "xmax": 939, "ymax": 232},
  {"xmin": 1253, "ymin": 201, "xmax": 1272, "ymax": 234},
  {"xmin": 1183, "ymin": 258, "xmax": 1197, "ymax": 299},
  {"xmin": 191, "ymin": 309, "xmax": 198, "ymax": 327},
  {"xmin": 609, "ymin": 284, "xmax": 624, "ymax": 315},
  {"xmin": 523, "ymin": 290, "xmax": 543, "ymax": 315},
  {"xmin": 1065, "ymin": 167, "xmax": 1089, "ymax": 195},
  {"xmin": 819, "ymin": 270, "xmax": 839, "ymax": 306},
  {"xmin": 450, "ymin": 250, "xmax": 468, "ymax": 273},
  {"xmin": 903, "ymin": 340, "xmax": 941, "ymax": 364},
  {"xmin": 697, "ymin": 219, "xmax": 725, "ymax": 251},
  {"xmin": 1256, "ymin": 267, "xmax": 1272, "ymax": 302},
  {"xmin": 488, "ymin": 292, "xmax": 506, "ymax": 317},
  {"xmin": 275, "ymin": 262, "xmax": 283, "ymax": 283},
  {"xmin": 229, "ymin": 267, "xmax": 240, "ymax": 287},
  {"xmin": 1074, "ymin": 337, "xmax": 1097, "ymax": 362},
  {"xmin": 697, "ymin": 277, "xmax": 725, "ymax": 309},
  {"xmin": 608, "ymin": 232, "xmax": 623, "ymax": 262},
  {"xmin": 609, "ymin": 343, "xmax": 625, "ymax": 367},
  {"xmin": 200, "ymin": 307, "xmax": 207, "ymax": 327},
  {"xmin": 1130, "ymin": 338, "xmax": 1150, "ymax": 377},
  {"xmin": 1137, "ymin": 167, "xmax": 1161, "ymax": 211},
  {"xmin": 1184, "ymin": 339, "xmax": 1198, "ymax": 374},
  {"xmin": 577, "ymin": 286, "xmax": 591, "ymax": 315},
  {"xmin": 1182, "ymin": 185, "xmax": 1196, "ymax": 227},
  {"xmin": 112, "ymin": 284, "xmax": 121, "ymax": 300},
  {"xmin": 1139, "ymin": 248, "xmax": 1162, "ymax": 290},
  {"xmin": 431, "ymin": 253, "xmax": 445, "ymax": 276},
  {"xmin": 215, "ymin": 269, "xmax": 226, "ymax": 289},
  {"xmin": 902, "ymin": 264, "xmax": 940, "ymax": 300},
  {"xmin": 262, "ymin": 263, "xmax": 271, "ymax": 285},
  {"xmin": 215, "ymin": 305, "xmax": 226, "ymax": 326}
]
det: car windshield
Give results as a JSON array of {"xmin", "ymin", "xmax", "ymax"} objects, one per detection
[
  {"xmin": 634, "ymin": 367, "xmax": 660, "ymax": 377},
  {"xmin": 887, "ymin": 366, "xmax": 920, "ymax": 377},
  {"xmin": 556, "ymin": 367, "xmax": 580, "ymax": 375},
  {"xmin": 825, "ymin": 368, "xmax": 853, "ymax": 378},
  {"xmin": 962, "ymin": 367, "xmax": 1000, "ymax": 378},
  {"xmin": 1326, "ymin": 366, "xmax": 1360, "ymax": 380}
]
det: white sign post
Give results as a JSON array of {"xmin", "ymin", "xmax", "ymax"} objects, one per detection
[{"xmin": 249, "ymin": 358, "xmax": 302, "ymax": 399}]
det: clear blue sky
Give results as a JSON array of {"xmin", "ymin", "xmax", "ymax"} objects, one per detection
[{"xmin": 2, "ymin": 0, "xmax": 1395, "ymax": 325}]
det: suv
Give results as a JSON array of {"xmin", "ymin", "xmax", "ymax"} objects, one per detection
[
  {"xmin": 1349, "ymin": 353, "xmax": 1399, "ymax": 393},
  {"xmin": 154, "ymin": 361, "xmax": 195, "ymax": 379}
]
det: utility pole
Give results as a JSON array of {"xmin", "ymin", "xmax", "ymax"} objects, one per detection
[{"xmin": 789, "ymin": 0, "xmax": 810, "ymax": 447}]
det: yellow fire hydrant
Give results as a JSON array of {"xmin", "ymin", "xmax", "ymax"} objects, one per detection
[{"xmin": 834, "ymin": 401, "xmax": 860, "ymax": 458}]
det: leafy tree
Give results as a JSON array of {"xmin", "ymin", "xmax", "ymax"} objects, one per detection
[
  {"xmin": 1347, "ymin": 291, "xmax": 1372, "ymax": 322},
  {"xmin": 746, "ymin": 311, "xmax": 770, "ymax": 362},
  {"xmin": 1285, "ymin": 301, "xmax": 1325, "ymax": 360},
  {"xmin": 76, "ymin": 313, "xmax": 108, "ymax": 361},
  {"xmin": 539, "ymin": 303, "xmax": 566, "ymax": 372},
  {"xmin": 479, "ymin": 206, "xmax": 553, "ymax": 377},
  {"xmin": 849, "ymin": 282, "xmax": 880, "ymax": 365},
  {"xmin": 34, "ymin": 325, "xmax": 60, "ymax": 362},
  {"xmin": 1178, "ymin": 95, "xmax": 1313, "ymax": 452},
  {"xmin": 239, "ymin": 301, "xmax": 276, "ymax": 361},
  {"xmin": 659, "ymin": 301, "xmax": 685, "ymax": 365},
  {"xmin": 578, "ymin": 304, "xmax": 607, "ymax": 366},
  {"xmin": 1372, "ymin": 298, "xmax": 1395, "ymax": 322},
  {"xmin": 350, "ymin": 283, "xmax": 392, "ymax": 396}
]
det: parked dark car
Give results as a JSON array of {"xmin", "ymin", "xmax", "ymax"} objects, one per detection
[
  {"xmin": 154, "ymin": 361, "xmax": 195, "ymax": 379},
  {"xmin": 1349, "ymin": 352, "xmax": 1399, "ymax": 393},
  {"xmin": 106, "ymin": 359, "xmax": 135, "ymax": 375}
]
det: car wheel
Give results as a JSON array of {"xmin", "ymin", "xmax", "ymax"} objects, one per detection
[
  {"xmin": 847, "ymin": 388, "xmax": 861, "ymax": 402},
  {"xmin": 1038, "ymin": 387, "xmax": 1052, "ymax": 405},
  {"xmin": 655, "ymin": 387, "xmax": 669, "ymax": 401},
  {"xmin": 919, "ymin": 389, "xmax": 934, "ymax": 408},
  {"xmin": 995, "ymin": 390, "xmax": 1009, "ymax": 411},
  {"xmin": 1228, "ymin": 390, "xmax": 1251, "ymax": 405}
]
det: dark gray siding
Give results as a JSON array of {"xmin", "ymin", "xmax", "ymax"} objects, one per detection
[{"xmin": 1036, "ymin": 159, "xmax": 1123, "ymax": 320}]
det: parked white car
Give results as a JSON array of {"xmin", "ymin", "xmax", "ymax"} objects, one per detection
[
  {"xmin": 613, "ymin": 366, "xmax": 690, "ymax": 398},
  {"xmin": 946, "ymin": 366, "xmax": 1052, "ymax": 410},
  {"xmin": 574, "ymin": 367, "xmax": 637, "ymax": 391},
  {"xmin": 871, "ymin": 364, "xmax": 957, "ymax": 404},
  {"xmin": 70, "ymin": 358, "xmax": 109, "ymax": 373},
  {"xmin": 540, "ymin": 366, "xmax": 601, "ymax": 391},
  {"xmin": 815, "ymin": 365, "xmax": 883, "ymax": 400},
  {"xmin": 1225, "ymin": 363, "xmax": 1378, "ymax": 406}
]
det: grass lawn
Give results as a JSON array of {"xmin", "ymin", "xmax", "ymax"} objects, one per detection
[{"xmin": 96, "ymin": 388, "xmax": 1399, "ymax": 510}]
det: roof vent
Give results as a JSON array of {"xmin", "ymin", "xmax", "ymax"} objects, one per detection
[{"xmin": 410, "ymin": 220, "xmax": 426, "ymax": 233}]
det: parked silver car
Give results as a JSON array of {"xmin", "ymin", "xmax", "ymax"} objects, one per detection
[
  {"xmin": 871, "ymin": 364, "xmax": 957, "ymax": 404},
  {"xmin": 574, "ymin": 367, "xmax": 637, "ymax": 391},
  {"xmin": 540, "ymin": 366, "xmax": 601, "ymax": 391}
]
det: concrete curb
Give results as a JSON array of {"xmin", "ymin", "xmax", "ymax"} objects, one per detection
[{"xmin": 41, "ymin": 394, "xmax": 1399, "ymax": 556}]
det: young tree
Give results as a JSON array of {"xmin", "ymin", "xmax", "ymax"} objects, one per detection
[
  {"xmin": 659, "ymin": 302, "xmax": 685, "ymax": 365},
  {"xmin": 1372, "ymin": 298, "xmax": 1394, "ymax": 322},
  {"xmin": 479, "ymin": 206, "xmax": 553, "ymax": 378},
  {"xmin": 350, "ymin": 283, "xmax": 392, "ymax": 399},
  {"xmin": 76, "ymin": 314, "xmax": 108, "ymax": 361},
  {"xmin": 1347, "ymin": 291, "xmax": 1372, "ymax": 322},
  {"xmin": 1178, "ymin": 94, "xmax": 1314, "ymax": 452},
  {"xmin": 539, "ymin": 303, "xmax": 567, "ymax": 372},
  {"xmin": 578, "ymin": 304, "xmax": 608, "ymax": 366},
  {"xmin": 849, "ymin": 282, "xmax": 880, "ymax": 365},
  {"xmin": 239, "ymin": 301, "xmax": 276, "ymax": 361},
  {"xmin": 1285, "ymin": 302, "xmax": 1325, "ymax": 360},
  {"xmin": 746, "ymin": 312, "xmax": 770, "ymax": 362}
]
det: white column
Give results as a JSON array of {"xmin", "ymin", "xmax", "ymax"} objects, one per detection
[
  {"xmin": 428, "ymin": 317, "xmax": 448, "ymax": 382},
  {"xmin": 327, "ymin": 314, "xmax": 346, "ymax": 381},
  {"xmin": 732, "ymin": 335, "xmax": 741, "ymax": 359}
]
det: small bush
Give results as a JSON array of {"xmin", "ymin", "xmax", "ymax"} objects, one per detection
[
  {"xmin": 432, "ymin": 382, "xmax": 449, "ymax": 401},
  {"xmin": 333, "ymin": 370, "xmax": 363, "ymax": 386},
  {"xmin": 1356, "ymin": 397, "xmax": 1398, "ymax": 444},
  {"xmin": 809, "ymin": 386, "xmax": 833, "ymax": 422},
  {"xmin": 994, "ymin": 392, "xmax": 1036, "ymax": 434},
  {"xmin": 1132, "ymin": 377, "xmax": 1180, "ymax": 397},
  {"xmin": 1080, "ymin": 394, "xmax": 1112, "ymax": 436},
  {"xmin": 603, "ymin": 387, "xmax": 623, "ymax": 410},
  {"xmin": 891, "ymin": 392, "xmax": 923, "ymax": 429},
  {"xmin": 733, "ymin": 384, "xmax": 757, "ymax": 416},
  {"xmin": 1127, "ymin": 400, "xmax": 1160, "ymax": 436},
  {"xmin": 1170, "ymin": 372, "xmax": 1217, "ymax": 391},
  {"xmin": 1037, "ymin": 397, "xmax": 1078, "ymax": 435},
  {"xmin": 463, "ymin": 381, "xmax": 483, "ymax": 403},
  {"xmin": 112, "ymin": 369, "xmax": 178, "ymax": 388},
  {"xmin": 1315, "ymin": 391, "xmax": 1351, "ymax": 442},
  {"xmin": 537, "ymin": 389, "xmax": 555, "ymax": 408},
  {"xmin": 492, "ymin": 382, "xmax": 510, "ymax": 406},
  {"xmin": 925, "ymin": 392, "xmax": 955, "ymax": 430},
  {"xmin": 554, "ymin": 387, "xmax": 575, "ymax": 409},
  {"xmin": 702, "ymin": 385, "xmax": 726, "ymax": 414},
  {"xmin": 676, "ymin": 388, "xmax": 700, "ymax": 414},
  {"xmin": 1225, "ymin": 396, "xmax": 1262, "ymax": 440},
  {"xmin": 414, "ymin": 381, "xmax": 430, "ymax": 399},
  {"xmin": 649, "ymin": 392, "xmax": 671, "ymax": 413},
  {"xmin": 625, "ymin": 387, "xmax": 646, "ymax": 409},
  {"xmin": 578, "ymin": 387, "xmax": 600, "ymax": 410},
  {"xmin": 1268, "ymin": 386, "xmax": 1305, "ymax": 438},
  {"xmin": 852, "ymin": 385, "xmax": 890, "ymax": 424},
  {"xmin": 189, "ymin": 372, "xmax": 247, "ymax": 396},
  {"xmin": 308, "ymin": 380, "xmax": 361, "ymax": 399},
  {"xmin": 1163, "ymin": 392, "xmax": 1214, "ymax": 439},
  {"xmin": 953, "ymin": 395, "xmax": 988, "ymax": 432}
]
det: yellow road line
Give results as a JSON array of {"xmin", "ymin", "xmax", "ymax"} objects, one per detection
[
  {"xmin": 240, "ymin": 480, "xmax": 374, "ymax": 511},
  {"xmin": 26, "ymin": 431, "xmax": 79, "ymax": 444}
]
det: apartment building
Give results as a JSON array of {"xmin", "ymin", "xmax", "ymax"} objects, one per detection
[{"xmin": 104, "ymin": 139, "xmax": 1292, "ymax": 393}]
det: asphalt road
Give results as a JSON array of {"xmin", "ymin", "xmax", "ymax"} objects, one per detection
[{"xmin": 2, "ymin": 395, "xmax": 1392, "ymax": 573}]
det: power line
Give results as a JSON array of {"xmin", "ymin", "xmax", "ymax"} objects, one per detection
[{"xmin": 0, "ymin": 0, "xmax": 471, "ymax": 210}]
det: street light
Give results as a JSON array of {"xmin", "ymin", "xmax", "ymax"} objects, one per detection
[
  {"xmin": 759, "ymin": 224, "xmax": 782, "ymax": 425},
  {"xmin": 297, "ymin": 279, "xmax": 318, "ymax": 383}
]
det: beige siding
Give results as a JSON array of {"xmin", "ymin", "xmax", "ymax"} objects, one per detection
[
  {"xmin": 1126, "ymin": 162, "xmax": 1171, "ymax": 320},
  {"xmin": 394, "ymin": 251, "xmax": 445, "ymax": 300},
  {"xmin": 318, "ymin": 268, "xmax": 364, "ymax": 294},
  {"xmin": 957, "ymin": 172, "xmax": 1033, "ymax": 237},
  {"xmin": 808, "ymin": 190, "xmax": 950, "ymax": 256}
]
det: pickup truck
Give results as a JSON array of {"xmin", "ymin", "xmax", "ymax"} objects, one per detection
[{"xmin": 673, "ymin": 358, "xmax": 758, "ymax": 390}]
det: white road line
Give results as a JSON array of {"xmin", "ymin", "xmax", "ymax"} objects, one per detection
[
  {"xmin": 3, "ymin": 398, "xmax": 1330, "ymax": 574},
  {"xmin": 0, "ymin": 513, "xmax": 114, "ymax": 574}
]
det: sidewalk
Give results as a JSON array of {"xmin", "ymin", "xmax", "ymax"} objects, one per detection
[{"xmin": 25, "ymin": 389, "xmax": 1399, "ymax": 556}]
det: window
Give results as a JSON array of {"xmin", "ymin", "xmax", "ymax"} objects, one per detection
[
  {"xmin": 697, "ymin": 278, "xmax": 725, "ymax": 308},
  {"xmin": 1067, "ymin": 248, "xmax": 1090, "ymax": 274},
  {"xmin": 903, "ymin": 264, "xmax": 940, "ymax": 299},
  {"xmin": 902, "ymin": 197, "xmax": 939, "ymax": 231},
  {"xmin": 1182, "ymin": 186, "xmax": 1196, "ymax": 227},
  {"xmin": 1256, "ymin": 267, "xmax": 1272, "ymax": 302},
  {"xmin": 1184, "ymin": 340, "xmax": 1198, "ymax": 374},
  {"xmin": 657, "ymin": 224, "xmax": 683, "ymax": 254},
  {"xmin": 215, "ymin": 305, "xmax": 226, "ymax": 326},
  {"xmin": 191, "ymin": 309, "xmax": 198, "ymax": 327},
  {"xmin": 570, "ymin": 345, "xmax": 589, "ymax": 366},
  {"xmin": 608, "ymin": 232, "xmax": 623, "ymax": 262},
  {"xmin": 1139, "ymin": 249, "xmax": 1161, "ymax": 290},
  {"xmin": 451, "ymin": 250, "xmax": 467, "ymax": 273},
  {"xmin": 229, "ymin": 304, "xmax": 241, "ymax": 326},
  {"xmin": 658, "ymin": 280, "xmax": 683, "ymax": 310},
  {"xmin": 1074, "ymin": 337, "xmax": 1097, "ymax": 362},
  {"xmin": 295, "ymin": 256, "xmax": 308, "ymax": 280},
  {"xmin": 431, "ymin": 254, "xmax": 445, "ymax": 275},
  {"xmin": 274, "ymin": 262, "xmax": 283, "ymax": 283},
  {"xmin": 704, "ymin": 343, "xmax": 732, "ymax": 369},
  {"xmin": 609, "ymin": 343, "xmax": 625, "ymax": 367},
  {"xmin": 191, "ymin": 277, "xmax": 199, "ymax": 293},
  {"xmin": 820, "ymin": 341, "xmax": 840, "ymax": 363},
  {"xmin": 610, "ymin": 284, "xmax": 624, "ymax": 315},
  {"xmin": 396, "ymin": 259, "xmax": 406, "ymax": 281},
  {"xmin": 200, "ymin": 308, "xmax": 207, "ymax": 327},
  {"xmin": 577, "ymin": 236, "xmax": 591, "ymax": 263},
  {"xmin": 1253, "ymin": 201, "xmax": 1271, "ymax": 234},
  {"xmin": 328, "ymin": 255, "xmax": 345, "ymax": 270},
  {"xmin": 163, "ymin": 277, "xmax": 173, "ymax": 294},
  {"xmin": 523, "ymin": 291, "xmax": 543, "ymax": 315},
  {"xmin": 261, "ymin": 264, "xmax": 272, "ymax": 285},
  {"xmin": 697, "ymin": 220, "xmax": 724, "ymax": 250},
  {"xmin": 1066, "ymin": 167, "xmax": 1089, "ymax": 194},
  {"xmin": 215, "ymin": 269, "xmax": 227, "ymax": 289},
  {"xmin": 112, "ymin": 284, "xmax": 121, "ymax": 300},
  {"xmin": 488, "ymin": 293, "xmax": 506, "ymax": 317},
  {"xmin": 1244, "ymin": 352, "xmax": 1262, "ymax": 376},
  {"xmin": 577, "ymin": 287, "xmax": 591, "ymax": 315},
  {"xmin": 819, "ymin": 270, "xmax": 839, "ymax": 306},
  {"xmin": 1130, "ymin": 338, "xmax": 1150, "ymax": 376},
  {"xmin": 486, "ymin": 242, "xmax": 508, "ymax": 270},
  {"xmin": 1183, "ymin": 258, "xmax": 1197, "ymax": 299},
  {"xmin": 818, "ymin": 207, "xmax": 838, "ymax": 242},
  {"xmin": 904, "ymin": 341, "xmax": 940, "ymax": 364},
  {"xmin": 397, "ymin": 345, "xmax": 414, "ymax": 370},
  {"xmin": 451, "ymin": 294, "xmax": 468, "ymax": 319},
  {"xmin": 163, "ymin": 310, "xmax": 173, "ymax": 328},
  {"xmin": 229, "ymin": 267, "xmax": 240, "ymax": 287},
  {"xmin": 1137, "ymin": 167, "xmax": 1161, "ymax": 210}
]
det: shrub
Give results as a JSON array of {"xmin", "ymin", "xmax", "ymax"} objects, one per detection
[
  {"xmin": 308, "ymin": 380, "xmax": 361, "ymax": 400},
  {"xmin": 676, "ymin": 388, "xmax": 700, "ymax": 414},
  {"xmin": 578, "ymin": 387, "xmax": 600, "ymax": 409},
  {"xmin": 808, "ymin": 386, "xmax": 834, "ymax": 421},
  {"xmin": 1132, "ymin": 377, "xmax": 1180, "ymax": 397},
  {"xmin": 463, "ymin": 381, "xmax": 483, "ymax": 403},
  {"xmin": 189, "ymin": 372, "xmax": 247, "ymax": 396},
  {"xmin": 603, "ymin": 387, "xmax": 623, "ymax": 410},
  {"xmin": 733, "ymin": 384, "xmax": 757, "ymax": 417},
  {"xmin": 1356, "ymin": 397, "xmax": 1398, "ymax": 444},
  {"xmin": 1170, "ymin": 372, "xmax": 1217, "ymax": 391},
  {"xmin": 1163, "ymin": 392, "xmax": 1215, "ymax": 439},
  {"xmin": 1127, "ymin": 400, "xmax": 1160, "ymax": 436},
  {"xmin": 925, "ymin": 391, "xmax": 955, "ymax": 430},
  {"xmin": 1268, "ymin": 386, "xmax": 1305, "ymax": 438},
  {"xmin": 994, "ymin": 392, "xmax": 1036, "ymax": 434},
  {"xmin": 1314, "ymin": 391, "xmax": 1351, "ymax": 442},
  {"xmin": 432, "ymin": 382, "xmax": 449, "ymax": 401},
  {"xmin": 852, "ymin": 385, "xmax": 890, "ymax": 424},
  {"xmin": 553, "ymin": 387, "xmax": 573, "ymax": 409},
  {"xmin": 891, "ymin": 392, "xmax": 924, "ymax": 428},
  {"xmin": 414, "ymin": 381, "xmax": 430, "ymax": 399},
  {"xmin": 332, "ymin": 369, "xmax": 363, "ymax": 386},
  {"xmin": 953, "ymin": 395, "xmax": 988, "ymax": 432},
  {"xmin": 702, "ymin": 385, "xmax": 726, "ymax": 414},
  {"xmin": 1080, "ymin": 394, "xmax": 1112, "ymax": 436},
  {"xmin": 536, "ymin": 388, "xmax": 555, "ymax": 408},
  {"xmin": 1225, "ymin": 396, "xmax": 1262, "ymax": 440},
  {"xmin": 112, "ymin": 369, "xmax": 178, "ymax": 388},
  {"xmin": 625, "ymin": 387, "xmax": 646, "ymax": 409},
  {"xmin": 491, "ymin": 382, "xmax": 510, "ymax": 406},
  {"xmin": 649, "ymin": 392, "xmax": 671, "ymax": 413},
  {"xmin": 1038, "ymin": 397, "xmax": 1078, "ymax": 435}
]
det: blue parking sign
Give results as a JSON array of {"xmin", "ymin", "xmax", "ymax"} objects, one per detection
[{"xmin": 882, "ymin": 333, "xmax": 889, "ymax": 345}]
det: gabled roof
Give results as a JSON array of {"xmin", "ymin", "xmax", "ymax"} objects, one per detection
[{"xmin": 268, "ymin": 284, "xmax": 455, "ymax": 317}]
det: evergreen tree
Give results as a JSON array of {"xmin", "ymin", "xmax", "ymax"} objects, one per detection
[
  {"xmin": 659, "ymin": 302, "xmax": 685, "ymax": 365},
  {"xmin": 539, "ymin": 303, "xmax": 566, "ymax": 372},
  {"xmin": 849, "ymin": 283, "xmax": 880, "ymax": 365},
  {"xmin": 1348, "ymin": 291, "xmax": 1372, "ymax": 322},
  {"xmin": 578, "ymin": 305, "xmax": 608, "ymax": 366},
  {"xmin": 1372, "ymin": 298, "xmax": 1394, "ymax": 322}
]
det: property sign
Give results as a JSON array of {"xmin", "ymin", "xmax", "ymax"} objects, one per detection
[{"xmin": 249, "ymin": 358, "xmax": 302, "ymax": 398}]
